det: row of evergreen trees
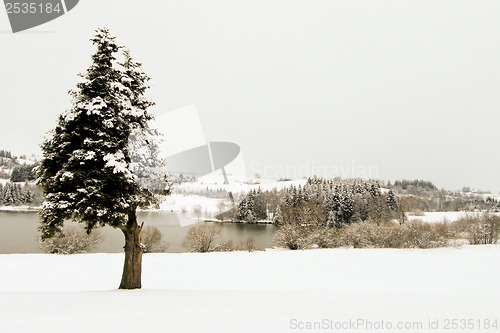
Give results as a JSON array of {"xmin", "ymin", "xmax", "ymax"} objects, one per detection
[
  {"xmin": 399, "ymin": 194, "xmax": 500, "ymax": 213},
  {"xmin": 0, "ymin": 150, "xmax": 13, "ymax": 158},
  {"xmin": 389, "ymin": 179, "xmax": 437, "ymax": 191},
  {"xmin": 0, "ymin": 182, "xmax": 37, "ymax": 205},
  {"xmin": 235, "ymin": 188, "xmax": 283, "ymax": 222},
  {"xmin": 274, "ymin": 178, "xmax": 402, "ymax": 227},
  {"xmin": 234, "ymin": 177, "xmax": 403, "ymax": 225},
  {"xmin": 0, "ymin": 162, "xmax": 37, "ymax": 182},
  {"xmin": 236, "ymin": 189, "xmax": 268, "ymax": 221},
  {"xmin": 10, "ymin": 164, "xmax": 36, "ymax": 182}
]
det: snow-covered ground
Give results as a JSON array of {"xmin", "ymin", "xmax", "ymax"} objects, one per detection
[
  {"xmin": 160, "ymin": 178, "xmax": 307, "ymax": 216},
  {"xmin": 14, "ymin": 158, "xmax": 36, "ymax": 165},
  {"xmin": 0, "ymin": 246, "xmax": 499, "ymax": 333},
  {"xmin": 158, "ymin": 193, "xmax": 224, "ymax": 214},
  {"xmin": 0, "ymin": 205, "xmax": 40, "ymax": 211},
  {"xmin": 151, "ymin": 178, "xmax": 307, "ymax": 216},
  {"xmin": 407, "ymin": 211, "xmax": 471, "ymax": 223},
  {"xmin": 407, "ymin": 211, "xmax": 500, "ymax": 223}
]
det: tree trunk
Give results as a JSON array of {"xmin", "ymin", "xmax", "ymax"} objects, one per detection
[{"xmin": 119, "ymin": 210, "xmax": 143, "ymax": 289}]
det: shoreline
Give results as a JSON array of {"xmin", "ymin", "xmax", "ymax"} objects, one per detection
[
  {"xmin": 204, "ymin": 218, "xmax": 274, "ymax": 225},
  {"xmin": 0, "ymin": 206, "xmax": 41, "ymax": 212}
]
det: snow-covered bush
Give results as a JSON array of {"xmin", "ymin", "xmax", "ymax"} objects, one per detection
[
  {"xmin": 273, "ymin": 223, "xmax": 312, "ymax": 250},
  {"xmin": 308, "ymin": 227, "xmax": 339, "ymax": 248},
  {"xmin": 454, "ymin": 214, "xmax": 500, "ymax": 245},
  {"xmin": 432, "ymin": 221, "xmax": 456, "ymax": 239},
  {"xmin": 40, "ymin": 226, "xmax": 102, "ymax": 254},
  {"xmin": 337, "ymin": 222, "xmax": 382, "ymax": 248},
  {"xmin": 305, "ymin": 221, "xmax": 450, "ymax": 249},
  {"xmin": 400, "ymin": 221, "xmax": 447, "ymax": 249},
  {"xmin": 238, "ymin": 237, "xmax": 257, "ymax": 252},
  {"xmin": 215, "ymin": 207, "xmax": 237, "ymax": 221}
]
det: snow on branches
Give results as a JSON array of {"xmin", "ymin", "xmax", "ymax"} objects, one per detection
[{"xmin": 37, "ymin": 28, "xmax": 167, "ymax": 239}]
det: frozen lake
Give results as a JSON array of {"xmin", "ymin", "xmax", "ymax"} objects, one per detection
[{"xmin": 0, "ymin": 210, "xmax": 276, "ymax": 253}]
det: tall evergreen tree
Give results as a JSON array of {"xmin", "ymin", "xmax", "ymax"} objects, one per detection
[
  {"xmin": 2, "ymin": 182, "xmax": 21, "ymax": 205},
  {"xmin": 37, "ymin": 28, "xmax": 165, "ymax": 289},
  {"xmin": 10, "ymin": 164, "xmax": 36, "ymax": 182},
  {"xmin": 236, "ymin": 190, "xmax": 257, "ymax": 222},
  {"xmin": 387, "ymin": 189, "xmax": 398, "ymax": 211},
  {"xmin": 22, "ymin": 183, "xmax": 35, "ymax": 204}
]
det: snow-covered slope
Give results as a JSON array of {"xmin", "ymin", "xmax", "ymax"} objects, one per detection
[{"xmin": 175, "ymin": 177, "xmax": 307, "ymax": 194}]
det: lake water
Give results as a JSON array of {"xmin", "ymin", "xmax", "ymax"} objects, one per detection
[{"xmin": 0, "ymin": 211, "xmax": 277, "ymax": 254}]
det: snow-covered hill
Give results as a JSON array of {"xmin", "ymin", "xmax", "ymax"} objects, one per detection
[
  {"xmin": 174, "ymin": 176, "xmax": 307, "ymax": 194},
  {"xmin": 0, "ymin": 155, "xmax": 37, "ymax": 184}
]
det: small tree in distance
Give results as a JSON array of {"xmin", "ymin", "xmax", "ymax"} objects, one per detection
[
  {"xmin": 40, "ymin": 225, "xmax": 102, "ymax": 254},
  {"xmin": 183, "ymin": 224, "xmax": 233, "ymax": 252},
  {"xmin": 141, "ymin": 226, "xmax": 167, "ymax": 253},
  {"xmin": 37, "ymin": 28, "xmax": 166, "ymax": 289},
  {"xmin": 192, "ymin": 204, "xmax": 202, "ymax": 219}
]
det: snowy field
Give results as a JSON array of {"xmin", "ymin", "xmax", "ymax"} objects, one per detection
[
  {"xmin": 0, "ymin": 246, "xmax": 499, "ymax": 333},
  {"xmin": 158, "ymin": 193, "xmax": 223, "ymax": 214},
  {"xmin": 407, "ymin": 211, "xmax": 472, "ymax": 223},
  {"xmin": 0, "ymin": 205, "xmax": 40, "ymax": 211},
  {"xmin": 407, "ymin": 211, "xmax": 500, "ymax": 223}
]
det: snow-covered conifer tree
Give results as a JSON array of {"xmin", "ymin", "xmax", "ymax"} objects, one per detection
[
  {"xmin": 37, "ymin": 28, "xmax": 165, "ymax": 289},
  {"xmin": 387, "ymin": 189, "xmax": 398, "ymax": 211},
  {"xmin": 236, "ymin": 190, "xmax": 257, "ymax": 222}
]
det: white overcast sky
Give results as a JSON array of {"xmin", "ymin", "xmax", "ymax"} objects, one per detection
[{"xmin": 0, "ymin": 0, "xmax": 499, "ymax": 192}]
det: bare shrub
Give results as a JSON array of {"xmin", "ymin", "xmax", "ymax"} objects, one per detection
[
  {"xmin": 432, "ymin": 221, "xmax": 456, "ymax": 240},
  {"xmin": 141, "ymin": 226, "xmax": 167, "ymax": 253},
  {"xmin": 275, "ymin": 213, "xmax": 492, "ymax": 250},
  {"xmin": 310, "ymin": 221, "xmax": 449, "ymax": 249},
  {"xmin": 408, "ymin": 209, "xmax": 425, "ymax": 217},
  {"xmin": 308, "ymin": 227, "xmax": 338, "ymax": 248},
  {"xmin": 273, "ymin": 223, "xmax": 312, "ymax": 250},
  {"xmin": 454, "ymin": 214, "xmax": 500, "ymax": 245},
  {"xmin": 183, "ymin": 224, "xmax": 227, "ymax": 252},
  {"xmin": 275, "ymin": 201, "xmax": 325, "ymax": 227},
  {"xmin": 382, "ymin": 224, "xmax": 409, "ymax": 248},
  {"xmin": 192, "ymin": 204, "xmax": 202, "ymax": 219},
  {"xmin": 215, "ymin": 207, "xmax": 237, "ymax": 221},
  {"xmin": 401, "ymin": 221, "xmax": 447, "ymax": 248},
  {"xmin": 217, "ymin": 200, "xmax": 227, "ymax": 214},
  {"xmin": 40, "ymin": 225, "xmax": 102, "ymax": 254},
  {"xmin": 335, "ymin": 222, "xmax": 387, "ymax": 248},
  {"xmin": 217, "ymin": 240, "xmax": 236, "ymax": 252},
  {"xmin": 238, "ymin": 237, "xmax": 257, "ymax": 252}
]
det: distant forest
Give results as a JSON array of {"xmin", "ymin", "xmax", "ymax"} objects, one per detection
[
  {"xmin": 0, "ymin": 149, "xmax": 42, "ymax": 205},
  {"xmin": 1, "ymin": 148, "xmax": 499, "ymax": 212}
]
